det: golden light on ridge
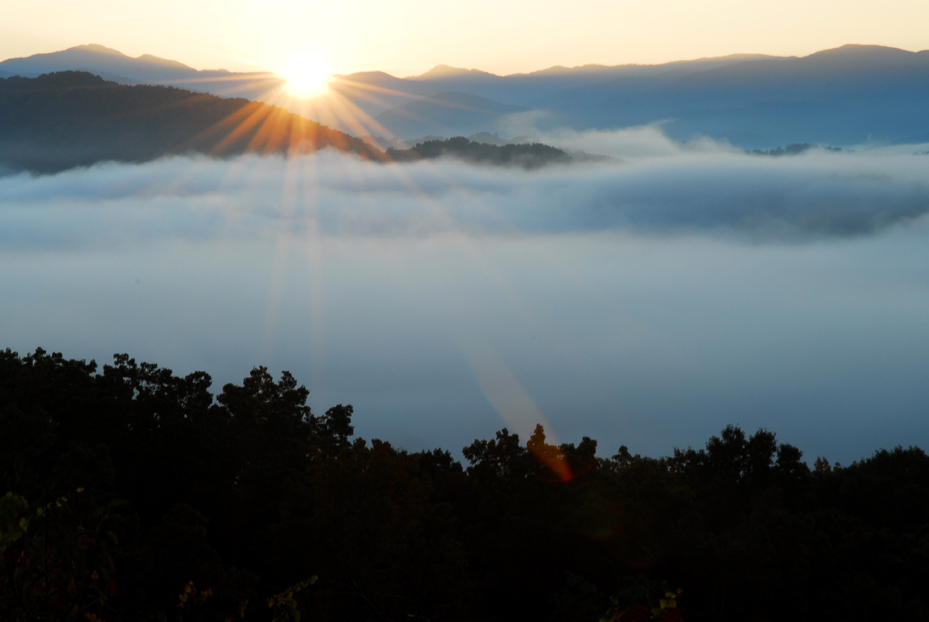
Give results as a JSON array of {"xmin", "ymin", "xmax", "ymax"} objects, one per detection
[{"xmin": 283, "ymin": 52, "xmax": 329, "ymax": 97}]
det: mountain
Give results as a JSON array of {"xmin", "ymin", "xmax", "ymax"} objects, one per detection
[
  {"xmin": 535, "ymin": 44, "xmax": 929, "ymax": 146},
  {"xmin": 405, "ymin": 55, "xmax": 778, "ymax": 105},
  {"xmin": 326, "ymin": 71, "xmax": 435, "ymax": 118},
  {"xmin": 5, "ymin": 44, "xmax": 929, "ymax": 150},
  {"xmin": 334, "ymin": 44, "xmax": 929, "ymax": 147},
  {"xmin": 0, "ymin": 44, "xmax": 284, "ymax": 100},
  {"xmin": 308, "ymin": 54, "xmax": 778, "ymax": 137},
  {"xmin": 374, "ymin": 92, "xmax": 527, "ymax": 138},
  {"xmin": 0, "ymin": 72, "xmax": 382, "ymax": 174},
  {"xmin": 385, "ymin": 136, "xmax": 572, "ymax": 168}
]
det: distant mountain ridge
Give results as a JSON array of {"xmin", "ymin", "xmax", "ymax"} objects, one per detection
[
  {"xmin": 4, "ymin": 44, "xmax": 929, "ymax": 149},
  {"xmin": 374, "ymin": 92, "xmax": 527, "ymax": 138},
  {"xmin": 327, "ymin": 44, "xmax": 929, "ymax": 147},
  {"xmin": 0, "ymin": 44, "xmax": 285, "ymax": 100}
]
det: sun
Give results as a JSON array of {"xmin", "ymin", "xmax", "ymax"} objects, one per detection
[{"xmin": 283, "ymin": 53, "xmax": 329, "ymax": 97}]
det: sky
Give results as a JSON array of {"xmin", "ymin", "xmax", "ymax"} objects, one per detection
[
  {"xmin": 2, "ymin": 0, "xmax": 929, "ymax": 76},
  {"xmin": 3, "ymin": 131, "xmax": 929, "ymax": 463}
]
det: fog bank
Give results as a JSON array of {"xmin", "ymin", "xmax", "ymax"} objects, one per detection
[{"xmin": 2, "ymin": 145, "xmax": 928, "ymax": 462}]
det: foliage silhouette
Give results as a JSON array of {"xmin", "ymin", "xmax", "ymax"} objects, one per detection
[
  {"xmin": 2, "ymin": 347, "xmax": 929, "ymax": 621},
  {"xmin": 386, "ymin": 136, "xmax": 573, "ymax": 168}
]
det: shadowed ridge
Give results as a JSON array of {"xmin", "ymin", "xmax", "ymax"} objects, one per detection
[
  {"xmin": 489, "ymin": 54, "xmax": 779, "ymax": 78},
  {"xmin": 374, "ymin": 91, "xmax": 527, "ymax": 137},
  {"xmin": 0, "ymin": 45, "xmax": 284, "ymax": 100},
  {"xmin": 0, "ymin": 71, "xmax": 384, "ymax": 173},
  {"xmin": 386, "ymin": 136, "xmax": 572, "ymax": 168},
  {"xmin": 0, "ymin": 44, "xmax": 130, "ymax": 73}
]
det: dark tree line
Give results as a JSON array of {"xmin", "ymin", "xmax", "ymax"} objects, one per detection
[
  {"xmin": 2, "ymin": 347, "xmax": 928, "ymax": 621},
  {"xmin": 747, "ymin": 143, "xmax": 843, "ymax": 156},
  {"xmin": 386, "ymin": 137, "xmax": 573, "ymax": 169}
]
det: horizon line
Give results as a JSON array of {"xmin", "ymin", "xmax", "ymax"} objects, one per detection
[{"xmin": 2, "ymin": 42, "xmax": 927, "ymax": 81}]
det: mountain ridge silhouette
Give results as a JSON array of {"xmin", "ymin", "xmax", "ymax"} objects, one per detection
[
  {"xmin": 4, "ymin": 43, "xmax": 929, "ymax": 149},
  {"xmin": 0, "ymin": 71, "xmax": 382, "ymax": 173}
]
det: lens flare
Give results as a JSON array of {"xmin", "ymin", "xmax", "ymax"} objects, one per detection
[{"xmin": 284, "ymin": 53, "xmax": 329, "ymax": 97}]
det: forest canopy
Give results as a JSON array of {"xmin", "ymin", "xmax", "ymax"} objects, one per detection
[
  {"xmin": 386, "ymin": 137, "xmax": 574, "ymax": 169},
  {"xmin": 2, "ymin": 347, "xmax": 928, "ymax": 622}
]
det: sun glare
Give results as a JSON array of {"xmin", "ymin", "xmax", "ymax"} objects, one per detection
[{"xmin": 284, "ymin": 53, "xmax": 329, "ymax": 97}]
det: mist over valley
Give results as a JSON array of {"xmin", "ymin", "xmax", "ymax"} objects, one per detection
[{"xmin": 2, "ymin": 141, "xmax": 928, "ymax": 463}]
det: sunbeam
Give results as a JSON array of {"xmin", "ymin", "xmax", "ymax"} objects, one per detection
[{"xmin": 283, "ymin": 52, "xmax": 330, "ymax": 98}]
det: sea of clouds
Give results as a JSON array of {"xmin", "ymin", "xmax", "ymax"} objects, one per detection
[
  {"xmin": 2, "ymin": 126, "xmax": 928, "ymax": 249},
  {"xmin": 2, "ymin": 128, "xmax": 929, "ymax": 462}
]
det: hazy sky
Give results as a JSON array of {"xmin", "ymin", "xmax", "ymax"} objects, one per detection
[{"xmin": 3, "ymin": 0, "xmax": 928, "ymax": 76}]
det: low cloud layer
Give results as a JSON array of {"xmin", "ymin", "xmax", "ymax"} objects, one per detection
[
  {"xmin": 3, "ymin": 132, "xmax": 929, "ymax": 462},
  {"xmin": 2, "ymin": 130, "xmax": 929, "ymax": 249}
]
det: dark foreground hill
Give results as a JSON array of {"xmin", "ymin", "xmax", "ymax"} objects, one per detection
[
  {"xmin": 3, "ymin": 347, "xmax": 929, "ymax": 622},
  {"xmin": 0, "ymin": 71, "xmax": 382, "ymax": 173}
]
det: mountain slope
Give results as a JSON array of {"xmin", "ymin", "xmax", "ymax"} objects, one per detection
[
  {"xmin": 519, "ymin": 44, "xmax": 929, "ymax": 146},
  {"xmin": 374, "ymin": 92, "xmax": 527, "ymax": 138},
  {"xmin": 312, "ymin": 54, "xmax": 781, "ymax": 135},
  {"xmin": 385, "ymin": 136, "xmax": 572, "ymax": 168},
  {"xmin": 327, "ymin": 48, "xmax": 929, "ymax": 144},
  {"xmin": 5, "ymin": 44, "xmax": 929, "ymax": 149},
  {"xmin": 0, "ymin": 72, "xmax": 383, "ymax": 173},
  {"xmin": 326, "ymin": 71, "xmax": 436, "ymax": 118},
  {"xmin": 405, "ymin": 55, "xmax": 778, "ymax": 106}
]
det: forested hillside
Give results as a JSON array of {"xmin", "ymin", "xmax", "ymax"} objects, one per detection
[
  {"xmin": 2, "ymin": 348, "xmax": 928, "ymax": 621},
  {"xmin": 0, "ymin": 72, "xmax": 381, "ymax": 173},
  {"xmin": 386, "ymin": 137, "xmax": 574, "ymax": 168}
]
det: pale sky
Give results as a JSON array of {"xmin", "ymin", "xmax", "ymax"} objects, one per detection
[{"xmin": 3, "ymin": 0, "xmax": 928, "ymax": 77}]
